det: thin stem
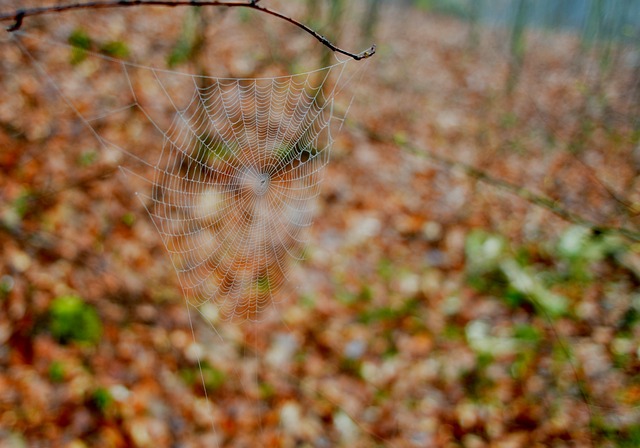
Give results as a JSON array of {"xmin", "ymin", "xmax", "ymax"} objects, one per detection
[{"xmin": 1, "ymin": 0, "xmax": 375, "ymax": 61}]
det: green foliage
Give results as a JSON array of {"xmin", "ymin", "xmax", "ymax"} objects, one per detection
[
  {"xmin": 618, "ymin": 307, "xmax": 639, "ymax": 335},
  {"xmin": 358, "ymin": 306, "xmax": 400, "ymax": 324},
  {"xmin": 465, "ymin": 224, "xmax": 633, "ymax": 331},
  {"xmin": 0, "ymin": 188, "xmax": 33, "ymax": 233},
  {"xmin": 503, "ymin": 288, "xmax": 527, "ymax": 309},
  {"xmin": 339, "ymin": 357, "xmax": 363, "ymax": 377},
  {"xmin": 549, "ymin": 225, "xmax": 627, "ymax": 286},
  {"xmin": 336, "ymin": 285, "xmax": 373, "ymax": 306},
  {"xmin": 513, "ymin": 323, "xmax": 540, "ymax": 344},
  {"xmin": 280, "ymin": 142, "xmax": 319, "ymax": 164},
  {"xmin": 499, "ymin": 112, "xmax": 519, "ymax": 129},
  {"xmin": 510, "ymin": 350, "xmax": 535, "ymax": 379},
  {"xmin": 48, "ymin": 360, "xmax": 65, "ymax": 383},
  {"xmin": 510, "ymin": 324, "xmax": 541, "ymax": 379},
  {"xmin": 180, "ymin": 362, "xmax": 225, "ymax": 393},
  {"xmin": 501, "ymin": 259, "xmax": 568, "ymax": 317},
  {"xmin": 465, "ymin": 230, "xmax": 568, "ymax": 318},
  {"xmin": 99, "ymin": 41, "xmax": 130, "ymax": 59},
  {"xmin": 209, "ymin": 141, "xmax": 235, "ymax": 162},
  {"xmin": 48, "ymin": 295, "xmax": 102, "ymax": 345},
  {"xmin": 376, "ymin": 258, "xmax": 395, "ymax": 283},
  {"xmin": 591, "ymin": 417, "xmax": 640, "ymax": 447},
  {"xmin": 299, "ymin": 293, "xmax": 316, "ymax": 309},
  {"xmin": 167, "ymin": 7, "xmax": 204, "ymax": 68},
  {"xmin": 68, "ymin": 28, "xmax": 91, "ymax": 49},
  {"xmin": 68, "ymin": 28, "xmax": 92, "ymax": 65},
  {"xmin": 0, "ymin": 275, "xmax": 13, "ymax": 298},
  {"xmin": 557, "ymin": 226, "xmax": 624, "ymax": 260},
  {"xmin": 121, "ymin": 212, "xmax": 136, "ymax": 227},
  {"xmin": 274, "ymin": 144, "xmax": 295, "ymax": 162},
  {"xmin": 461, "ymin": 353, "xmax": 494, "ymax": 399},
  {"xmin": 200, "ymin": 363, "xmax": 226, "ymax": 392},
  {"xmin": 195, "ymin": 134, "xmax": 235, "ymax": 166},
  {"xmin": 392, "ymin": 131, "xmax": 408, "ymax": 146},
  {"xmin": 442, "ymin": 322, "xmax": 464, "ymax": 341},
  {"xmin": 259, "ymin": 381, "xmax": 276, "ymax": 400},
  {"xmin": 465, "ymin": 230, "xmax": 507, "ymax": 274},
  {"xmin": 11, "ymin": 190, "xmax": 32, "ymax": 221},
  {"xmin": 77, "ymin": 150, "xmax": 98, "ymax": 167},
  {"xmin": 68, "ymin": 29, "xmax": 131, "ymax": 65},
  {"xmin": 256, "ymin": 274, "xmax": 271, "ymax": 295},
  {"xmin": 466, "ymin": 319, "xmax": 517, "ymax": 356},
  {"xmin": 91, "ymin": 387, "xmax": 114, "ymax": 414},
  {"xmin": 167, "ymin": 39, "xmax": 194, "ymax": 68},
  {"xmin": 357, "ymin": 298, "xmax": 419, "ymax": 324}
]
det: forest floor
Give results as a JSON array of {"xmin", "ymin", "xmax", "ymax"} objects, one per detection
[{"xmin": 0, "ymin": 1, "xmax": 639, "ymax": 447}]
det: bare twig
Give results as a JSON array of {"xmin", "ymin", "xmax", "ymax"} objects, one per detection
[
  {"xmin": 360, "ymin": 125, "xmax": 640, "ymax": 242},
  {"xmin": 0, "ymin": 0, "xmax": 375, "ymax": 61},
  {"xmin": 570, "ymin": 153, "xmax": 639, "ymax": 218}
]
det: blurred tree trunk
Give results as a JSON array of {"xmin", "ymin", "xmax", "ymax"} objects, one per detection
[
  {"xmin": 167, "ymin": 6, "xmax": 209, "ymax": 80},
  {"xmin": 506, "ymin": 0, "xmax": 530, "ymax": 95},
  {"xmin": 361, "ymin": 0, "xmax": 382, "ymax": 45},
  {"xmin": 467, "ymin": 0, "xmax": 484, "ymax": 50},
  {"xmin": 321, "ymin": 0, "xmax": 345, "ymax": 68},
  {"xmin": 582, "ymin": 0, "xmax": 603, "ymax": 51},
  {"xmin": 548, "ymin": 0, "xmax": 565, "ymax": 29},
  {"xmin": 305, "ymin": 0, "xmax": 321, "ymax": 29}
]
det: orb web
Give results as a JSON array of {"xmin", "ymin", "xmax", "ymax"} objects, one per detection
[{"xmin": 142, "ymin": 69, "xmax": 343, "ymax": 320}]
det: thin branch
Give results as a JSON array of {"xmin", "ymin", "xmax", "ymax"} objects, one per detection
[
  {"xmin": 0, "ymin": 0, "xmax": 375, "ymax": 61},
  {"xmin": 360, "ymin": 125, "xmax": 640, "ymax": 243},
  {"xmin": 570, "ymin": 152, "xmax": 639, "ymax": 218}
]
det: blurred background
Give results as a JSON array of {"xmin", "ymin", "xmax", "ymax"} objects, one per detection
[{"xmin": 0, "ymin": 0, "xmax": 639, "ymax": 447}]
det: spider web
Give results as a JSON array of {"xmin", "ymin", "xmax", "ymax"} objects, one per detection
[
  {"xmin": 138, "ymin": 69, "xmax": 342, "ymax": 321},
  {"xmin": 14, "ymin": 31, "xmax": 351, "ymax": 321}
]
